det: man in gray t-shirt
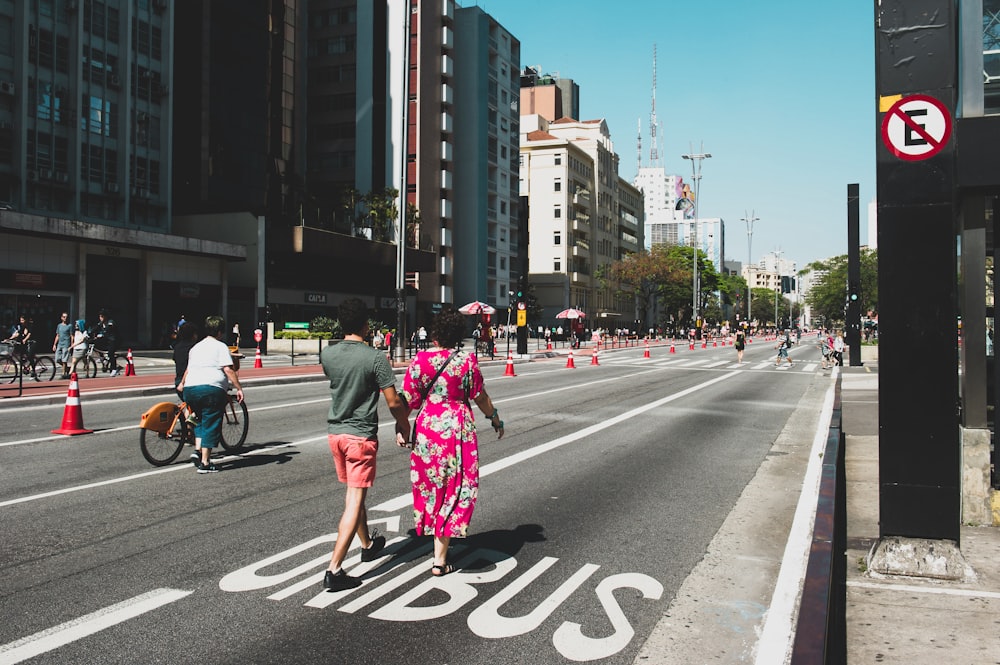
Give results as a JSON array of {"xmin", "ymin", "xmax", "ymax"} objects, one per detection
[{"xmin": 319, "ymin": 298, "xmax": 410, "ymax": 592}]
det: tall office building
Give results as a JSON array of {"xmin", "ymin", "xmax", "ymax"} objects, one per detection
[
  {"xmin": 452, "ymin": 5, "xmax": 520, "ymax": 310},
  {"xmin": 0, "ymin": 0, "xmax": 244, "ymax": 345}
]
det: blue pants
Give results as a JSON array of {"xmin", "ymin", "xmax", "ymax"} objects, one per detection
[{"xmin": 183, "ymin": 384, "xmax": 228, "ymax": 449}]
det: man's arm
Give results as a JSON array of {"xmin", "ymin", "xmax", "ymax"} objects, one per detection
[{"xmin": 382, "ymin": 385, "xmax": 411, "ymax": 446}]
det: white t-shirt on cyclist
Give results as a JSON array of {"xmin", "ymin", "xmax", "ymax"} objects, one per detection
[{"xmin": 184, "ymin": 336, "xmax": 233, "ymax": 391}]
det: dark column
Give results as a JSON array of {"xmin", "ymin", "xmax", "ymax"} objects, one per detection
[
  {"xmin": 846, "ymin": 184, "xmax": 862, "ymax": 366},
  {"xmin": 875, "ymin": 0, "xmax": 960, "ymax": 541}
]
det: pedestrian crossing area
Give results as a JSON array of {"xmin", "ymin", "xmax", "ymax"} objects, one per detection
[{"xmin": 593, "ymin": 353, "xmax": 830, "ymax": 373}]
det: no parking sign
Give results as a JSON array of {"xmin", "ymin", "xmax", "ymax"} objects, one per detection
[{"xmin": 880, "ymin": 94, "xmax": 952, "ymax": 161}]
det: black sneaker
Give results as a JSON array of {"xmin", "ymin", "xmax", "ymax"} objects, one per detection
[
  {"xmin": 360, "ymin": 531, "xmax": 386, "ymax": 562},
  {"xmin": 323, "ymin": 569, "xmax": 361, "ymax": 592},
  {"xmin": 196, "ymin": 462, "xmax": 219, "ymax": 474}
]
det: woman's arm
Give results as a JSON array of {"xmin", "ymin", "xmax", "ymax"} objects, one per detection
[
  {"xmin": 223, "ymin": 366, "xmax": 244, "ymax": 402},
  {"xmin": 473, "ymin": 389, "xmax": 504, "ymax": 439}
]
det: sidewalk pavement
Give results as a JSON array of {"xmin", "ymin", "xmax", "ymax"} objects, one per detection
[{"xmin": 842, "ymin": 347, "xmax": 1000, "ymax": 664}]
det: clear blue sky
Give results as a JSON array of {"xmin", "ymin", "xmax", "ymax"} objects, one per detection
[{"xmin": 470, "ymin": 0, "xmax": 876, "ymax": 270}]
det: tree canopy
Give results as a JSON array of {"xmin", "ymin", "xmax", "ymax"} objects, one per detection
[{"xmin": 803, "ymin": 249, "xmax": 878, "ymax": 325}]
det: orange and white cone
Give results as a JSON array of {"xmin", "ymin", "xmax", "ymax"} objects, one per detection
[
  {"xmin": 565, "ymin": 350, "xmax": 576, "ymax": 368},
  {"xmin": 643, "ymin": 340, "xmax": 651, "ymax": 358},
  {"xmin": 670, "ymin": 341, "xmax": 676, "ymax": 354},
  {"xmin": 124, "ymin": 348, "xmax": 136, "ymax": 375},
  {"xmin": 590, "ymin": 346, "xmax": 600, "ymax": 366},
  {"xmin": 51, "ymin": 373, "xmax": 93, "ymax": 436},
  {"xmin": 712, "ymin": 339, "xmax": 717, "ymax": 348},
  {"xmin": 254, "ymin": 346, "xmax": 263, "ymax": 369},
  {"xmin": 504, "ymin": 352, "xmax": 516, "ymax": 377}
]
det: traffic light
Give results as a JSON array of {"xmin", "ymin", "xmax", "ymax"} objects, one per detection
[
  {"xmin": 848, "ymin": 282, "xmax": 860, "ymax": 304},
  {"xmin": 516, "ymin": 275, "xmax": 526, "ymax": 300}
]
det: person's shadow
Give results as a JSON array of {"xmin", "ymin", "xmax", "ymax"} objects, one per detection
[{"xmin": 370, "ymin": 524, "xmax": 546, "ymax": 574}]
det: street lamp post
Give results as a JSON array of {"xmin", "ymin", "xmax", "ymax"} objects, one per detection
[
  {"xmin": 682, "ymin": 146, "xmax": 711, "ymax": 332},
  {"xmin": 742, "ymin": 211, "xmax": 758, "ymax": 328}
]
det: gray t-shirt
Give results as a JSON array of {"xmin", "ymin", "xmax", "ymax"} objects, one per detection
[
  {"xmin": 55, "ymin": 322, "xmax": 73, "ymax": 348},
  {"xmin": 321, "ymin": 340, "xmax": 396, "ymax": 438}
]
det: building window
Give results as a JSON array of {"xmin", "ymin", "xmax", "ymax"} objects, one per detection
[
  {"xmin": 554, "ymin": 179, "xmax": 561, "ymax": 192},
  {"xmin": 554, "ymin": 231, "xmax": 561, "ymax": 245},
  {"xmin": 554, "ymin": 155, "xmax": 561, "ymax": 165},
  {"xmin": 554, "ymin": 258, "xmax": 561, "ymax": 271},
  {"xmin": 554, "ymin": 207, "xmax": 561, "ymax": 219}
]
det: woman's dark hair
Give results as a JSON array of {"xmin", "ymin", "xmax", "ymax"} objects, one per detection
[
  {"xmin": 429, "ymin": 308, "xmax": 467, "ymax": 349},
  {"xmin": 204, "ymin": 315, "xmax": 225, "ymax": 338},
  {"xmin": 176, "ymin": 322, "xmax": 199, "ymax": 342}
]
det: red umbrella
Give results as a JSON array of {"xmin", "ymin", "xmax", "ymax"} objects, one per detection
[
  {"xmin": 458, "ymin": 301, "xmax": 497, "ymax": 315},
  {"xmin": 555, "ymin": 308, "xmax": 586, "ymax": 319}
]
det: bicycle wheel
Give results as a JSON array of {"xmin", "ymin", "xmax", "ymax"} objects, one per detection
[
  {"xmin": 32, "ymin": 356, "xmax": 55, "ymax": 382},
  {"xmin": 139, "ymin": 421, "xmax": 187, "ymax": 466},
  {"xmin": 82, "ymin": 356, "xmax": 97, "ymax": 379},
  {"xmin": 219, "ymin": 397, "xmax": 249, "ymax": 452},
  {"xmin": 0, "ymin": 354, "xmax": 18, "ymax": 384}
]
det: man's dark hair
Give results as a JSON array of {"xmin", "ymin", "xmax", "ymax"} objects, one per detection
[
  {"xmin": 430, "ymin": 308, "xmax": 467, "ymax": 349},
  {"xmin": 338, "ymin": 298, "xmax": 369, "ymax": 336},
  {"xmin": 204, "ymin": 315, "xmax": 225, "ymax": 338}
]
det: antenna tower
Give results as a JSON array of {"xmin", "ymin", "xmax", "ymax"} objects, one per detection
[
  {"xmin": 649, "ymin": 44, "xmax": 660, "ymax": 166},
  {"xmin": 637, "ymin": 118, "xmax": 642, "ymax": 170}
]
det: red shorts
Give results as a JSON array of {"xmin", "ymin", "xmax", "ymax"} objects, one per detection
[{"xmin": 328, "ymin": 434, "xmax": 378, "ymax": 488}]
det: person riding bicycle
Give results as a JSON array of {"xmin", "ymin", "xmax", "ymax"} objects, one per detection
[
  {"xmin": 3, "ymin": 315, "xmax": 35, "ymax": 367},
  {"xmin": 91, "ymin": 309, "xmax": 121, "ymax": 376}
]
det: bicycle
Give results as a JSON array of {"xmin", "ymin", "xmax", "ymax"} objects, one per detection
[
  {"xmin": 78, "ymin": 341, "xmax": 115, "ymax": 378},
  {"xmin": 0, "ymin": 341, "xmax": 55, "ymax": 382},
  {"xmin": 138, "ymin": 390, "xmax": 249, "ymax": 466}
]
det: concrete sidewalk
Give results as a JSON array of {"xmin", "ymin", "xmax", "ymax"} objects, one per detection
[{"xmin": 842, "ymin": 349, "xmax": 1000, "ymax": 664}]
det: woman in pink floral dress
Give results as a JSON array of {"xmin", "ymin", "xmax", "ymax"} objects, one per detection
[{"xmin": 401, "ymin": 309, "xmax": 504, "ymax": 576}]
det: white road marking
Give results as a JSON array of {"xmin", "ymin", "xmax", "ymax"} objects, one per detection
[
  {"xmin": 0, "ymin": 588, "xmax": 192, "ymax": 665},
  {"xmin": 371, "ymin": 371, "xmax": 739, "ymax": 513},
  {"xmin": 753, "ymin": 376, "xmax": 837, "ymax": 665}
]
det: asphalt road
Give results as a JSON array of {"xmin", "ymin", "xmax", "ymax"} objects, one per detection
[{"xmin": 0, "ymin": 339, "xmax": 831, "ymax": 664}]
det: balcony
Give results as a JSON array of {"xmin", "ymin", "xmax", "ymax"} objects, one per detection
[
  {"xmin": 442, "ymin": 54, "xmax": 453, "ymax": 78},
  {"xmin": 440, "ymin": 170, "xmax": 453, "ymax": 190}
]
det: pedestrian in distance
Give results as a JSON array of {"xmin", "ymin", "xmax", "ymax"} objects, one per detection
[
  {"xmin": 774, "ymin": 330, "xmax": 793, "ymax": 367},
  {"xmin": 833, "ymin": 332, "xmax": 846, "ymax": 367},
  {"xmin": 320, "ymin": 298, "xmax": 410, "ymax": 592},
  {"xmin": 172, "ymin": 322, "xmax": 199, "ymax": 398},
  {"xmin": 735, "ymin": 327, "xmax": 746, "ymax": 364},
  {"xmin": 68, "ymin": 319, "xmax": 88, "ymax": 376},
  {"xmin": 52, "ymin": 312, "xmax": 73, "ymax": 379},
  {"xmin": 400, "ymin": 307, "xmax": 504, "ymax": 577},
  {"xmin": 91, "ymin": 309, "xmax": 120, "ymax": 376},
  {"xmin": 177, "ymin": 316, "xmax": 244, "ymax": 474}
]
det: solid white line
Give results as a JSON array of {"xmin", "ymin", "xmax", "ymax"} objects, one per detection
[
  {"xmin": 846, "ymin": 580, "xmax": 1000, "ymax": 600},
  {"xmin": 0, "ymin": 588, "xmax": 192, "ymax": 664},
  {"xmin": 0, "ymin": 435, "xmax": 328, "ymax": 508},
  {"xmin": 371, "ymin": 371, "xmax": 739, "ymax": 513},
  {"xmin": 0, "ymin": 399, "xmax": 328, "ymax": 449},
  {"xmin": 753, "ymin": 376, "xmax": 837, "ymax": 665}
]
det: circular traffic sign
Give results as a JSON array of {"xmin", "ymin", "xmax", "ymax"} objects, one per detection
[
  {"xmin": 880, "ymin": 94, "xmax": 952, "ymax": 161},
  {"xmin": 253, "ymin": 328, "xmax": 263, "ymax": 343},
  {"xmin": 516, "ymin": 302, "xmax": 526, "ymax": 311}
]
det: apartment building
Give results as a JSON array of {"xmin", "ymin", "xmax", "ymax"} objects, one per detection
[{"xmin": 519, "ymin": 114, "xmax": 643, "ymax": 328}]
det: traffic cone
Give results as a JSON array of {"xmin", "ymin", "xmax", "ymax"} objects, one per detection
[
  {"xmin": 565, "ymin": 350, "xmax": 576, "ymax": 368},
  {"xmin": 590, "ymin": 346, "xmax": 600, "ymax": 365},
  {"xmin": 504, "ymin": 352, "xmax": 516, "ymax": 377},
  {"xmin": 124, "ymin": 348, "xmax": 136, "ymax": 376},
  {"xmin": 546, "ymin": 340, "xmax": 553, "ymax": 350},
  {"xmin": 51, "ymin": 373, "xmax": 93, "ymax": 436},
  {"xmin": 254, "ymin": 345, "xmax": 263, "ymax": 369},
  {"xmin": 643, "ymin": 339, "xmax": 651, "ymax": 358},
  {"xmin": 670, "ymin": 341, "xmax": 676, "ymax": 354},
  {"xmin": 712, "ymin": 340, "xmax": 717, "ymax": 348}
]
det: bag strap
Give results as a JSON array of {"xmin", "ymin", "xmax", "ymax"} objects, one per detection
[{"xmin": 418, "ymin": 351, "xmax": 455, "ymax": 407}]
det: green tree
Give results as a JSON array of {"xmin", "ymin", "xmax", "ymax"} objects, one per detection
[
  {"xmin": 600, "ymin": 244, "xmax": 687, "ymax": 328},
  {"xmin": 361, "ymin": 188, "xmax": 399, "ymax": 242},
  {"xmin": 804, "ymin": 249, "xmax": 878, "ymax": 325}
]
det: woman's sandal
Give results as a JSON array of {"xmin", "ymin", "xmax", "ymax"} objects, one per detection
[{"xmin": 431, "ymin": 563, "xmax": 455, "ymax": 576}]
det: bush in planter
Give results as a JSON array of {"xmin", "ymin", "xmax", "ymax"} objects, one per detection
[
  {"xmin": 274, "ymin": 330, "xmax": 333, "ymax": 340},
  {"xmin": 311, "ymin": 316, "xmax": 341, "ymax": 338}
]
